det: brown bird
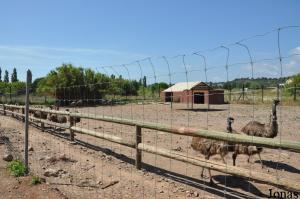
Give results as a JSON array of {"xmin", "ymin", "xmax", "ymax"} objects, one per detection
[
  {"xmin": 241, "ymin": 99, "xmax": 279, "ymax": 138},
  {"xmin": 226, "ymin": 117, "xmax": 263, "ymax": 167},
  {"xmin": 191, "ymin": 129, "xmax": 229, "ymax": 184},
  {"xmin": 234, "ymin": 99, "xmax": 280, "ymax": 168}
]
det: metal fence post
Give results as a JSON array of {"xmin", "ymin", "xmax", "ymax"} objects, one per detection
[
  {"xmin": 229, "ymin": 87, "xmax": 232, "ymax": 102},
  {"xmin": 135, "ymin": 125, "xmax": 142, "ymax": 170},
  {"xmin": 242, "ymin": 84, "xmax": 245, "ymax": 101},
  {"xmin": 261, "ymin": 85, "xmax": 264, "ymax": 103},
  {"xmin": 276, "ymin": 84, "xmax": 280, "ymax": 100},
  {"xmin": 294, "ymin": 84, "xmax": 297, "ymax": 101},
  {"xmin": 24, "ymin": 70, "xmax": 30, "ymax": 173},
  {"xmin": 9, "ymin": 86, "xmax": 12, "ymax": 104}
]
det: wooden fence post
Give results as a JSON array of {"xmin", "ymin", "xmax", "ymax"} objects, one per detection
[
  {"xmin": 24, "ymin": 70, "xmax": 30, "ymax": 173},
  {"xmin": 22, "ymin": 108, "xmax": 25, "ymax": 122},
  {"xmin": 3, "ymin": 104, "xmax": 6, "ymax": 116},
  {"xmin": 69, "ymin": 116, "xmax": 75, "ymax": 141},
  {"xmin": 41, "ymin": 122, "xmax": 45, "ymax": 132},
  {"xmin": 135, "ymin": 125, "xmax": 142, "ymax": 170}
]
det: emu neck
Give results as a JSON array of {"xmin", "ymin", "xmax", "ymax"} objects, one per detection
[{"xmin": 268, "ymin": 104, "xmax": 278, "ymax": 138}]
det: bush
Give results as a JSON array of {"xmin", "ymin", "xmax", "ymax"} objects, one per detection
[{"xmin": 7, "ymin": 160, "xmax": 26, "ymax": 177}]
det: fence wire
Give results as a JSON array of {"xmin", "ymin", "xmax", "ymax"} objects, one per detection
[{"xmin": 0, "ymin": 26, "xmax": 300, "ymax": 199}]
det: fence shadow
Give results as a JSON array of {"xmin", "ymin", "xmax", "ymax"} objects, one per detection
[
  {"xmin": 213, "ymin": 175, "xmax": 267, "ymax": 198},
  {"xmin": 255, "ymin": 160, "xmax": 300, "ymax": 174},
  {"xmin": 44, "ymin": 130, "xmax": 269, "ymax": 199},
  {"xmin": 177, "ymin": 108, "xmax": 226, "ymax": 112}
]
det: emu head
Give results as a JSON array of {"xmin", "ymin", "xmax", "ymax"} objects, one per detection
[{"xmin": 227, "ymin": 117, "xmax": 234, "ymax": 132}]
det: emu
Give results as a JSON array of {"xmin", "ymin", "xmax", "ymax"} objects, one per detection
[
  {"xmin": 47, "ymin": 114, "xmax": 67, "ymax": 123},
  {"xmin": 191, "ymin": 128, "xmax": 229, "ymax": 184},
  {"xmin": 33, "ymin": 111, "xmax": 48, "ymax": 120},
  {"xmin": 227, "ymin": 118, "xmax": 263, "ymax": 167},
  {"xmin": 241, "ymin": 99, "xmax": 279, "ymax": 138},
  {"xmin": 236, "ymin": 99, "xmax": 280, "ymax": 167},
  {"xmin": 65, "ymin": 109, "xmax": 81, "ymax": 124}
]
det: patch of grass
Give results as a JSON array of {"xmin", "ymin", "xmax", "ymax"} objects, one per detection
[
  {"xmin": 7, "ymin": 160, "xmax": 26, "ymax": 177},
  {"xmin": 31, "ymin": 176, "xmax": 41, "ymax": 185}
]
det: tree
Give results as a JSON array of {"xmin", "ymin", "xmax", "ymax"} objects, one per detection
[
  {"xmin": 32, "ymin": 77, "xmax": 44, "ymax": 93},
  {"xmin": 0, "ymin": 67, "xmax": 2, "ymax": 82},
  {"xmin": 11, "ymin": 68, "xmax": 18, "ymax": 82},
  {"xmin": 4, "ymin": 70, "xmax": 9, "ymax": 83}
]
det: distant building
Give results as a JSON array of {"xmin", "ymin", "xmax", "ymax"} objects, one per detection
[{"xmin": 160, "ymin": 81, "xmax": 224, "ymax": 104}]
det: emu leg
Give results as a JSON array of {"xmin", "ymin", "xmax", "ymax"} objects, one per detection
[
  {"xmin": 200, "ymin": 167, "xmax": 205, "ymax": 178},
  {"xmin": 208, "ymin": 169, "xmax": 214, "ymax": 185},
  {"xmin": 205, "ymin": 155, "xmax": 214, "ymax": 184},
  {"xmin": 201, "ymin": 155, "xmax": 210, "ymax": 179},
  {"xmin": 232, "ymin": 153, "xmax": 237, "ymax": 166},
  {"xmin": 257, "ymin": 153, "xmax": 264, "ymax": 168},
  {"xmin": 220, "ymin": 154, "xmax": 226, "ymax": 164}
]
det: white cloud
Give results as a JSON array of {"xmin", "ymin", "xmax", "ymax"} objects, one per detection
[
  {"xmin": 0, "ymin": 45, "xmax": 146, "ymax": 61},
  {"xmin": 0, "ymin": 44, "xmax": 148, "ymax": 81}
]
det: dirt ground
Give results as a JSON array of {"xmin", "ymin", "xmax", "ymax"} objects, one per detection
[
  {"xmin": 0, "ymin": 102, "xmax": 299, "ymax": 199},
  {"xmin": 0, "ymin": 145, "xmax": 65, "ymax": 199}
]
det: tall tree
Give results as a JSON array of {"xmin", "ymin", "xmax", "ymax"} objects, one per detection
[
  {"xmin": 4, "ymin": 70, "xmax": 9, "ymax": 83},
  {"xmin": 0, "ymin": 67, "xmax": 2, "ymax": 82},
  {"xmin": 11, "ymin": 68, "xmax": 18, "ymax": 82}
]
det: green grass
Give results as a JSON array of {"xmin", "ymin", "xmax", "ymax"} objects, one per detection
[
  {"xmin": 31, "ymin": 176, "xmax": 41, "ymax": 185},
  {"xmin": 7, "ymin": 160, "xmax": 26, "ymax": 177}
]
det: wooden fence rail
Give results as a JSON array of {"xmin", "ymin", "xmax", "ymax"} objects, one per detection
[
  {"xmin": 2, "ymin": 104, "xmax": 300, "ymax": 153},
  {"xmin": 1, "ymin": 104, "xmax": 300, "ymax": 191}
]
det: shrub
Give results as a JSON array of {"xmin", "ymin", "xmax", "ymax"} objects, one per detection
[{"xmin": 7, "ymin": 160, "xmax": 26, "ymax": 177}]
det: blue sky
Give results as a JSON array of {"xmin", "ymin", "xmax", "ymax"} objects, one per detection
[{"xmin": 0, "ymin": 0, "xmax": 300, "ymax": 83}]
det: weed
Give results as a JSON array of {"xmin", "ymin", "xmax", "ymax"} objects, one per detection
[
  {"xmin": 31, "ymin": 176, "xmax": 41, "ymax": 185},
  {"xmin": 7, "ymin": 160, "xmax": 26, "ymax": 177}
]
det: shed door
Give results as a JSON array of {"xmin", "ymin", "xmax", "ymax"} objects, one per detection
[
  {"xmin": 165, "ymin": 92, "xmax": 173, "ymax": 102},
  {"xmin": 194, "ymin": 92, "xmax": 204, "ymax": 104}
]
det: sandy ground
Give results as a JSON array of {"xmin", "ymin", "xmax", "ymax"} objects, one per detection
[
  {"xmin": 0, "ymin": 144, "xmax": 64, "ymax": 199},
  {"xmin": 0, "ymin": 102, "xmax": 299, "ymax": 199}
]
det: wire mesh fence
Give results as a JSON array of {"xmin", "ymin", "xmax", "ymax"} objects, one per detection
[{"xmin": 0, "ymin": 26, "xmax": 300, "ymax": 199}]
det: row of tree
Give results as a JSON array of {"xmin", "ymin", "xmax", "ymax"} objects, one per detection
[
  {"xmin": 221, "ymin": 77, "xmax": 291, "ymax": 90},
  {"xmin": 1, "ymin": 63, "xmax": 299, "ymax": 103},
  {"xmin": 36, "ymin": 64, "xmax": 169, "ymax": 103},
  {"xmin": 0, "ymin": 68, "xmax": 19, "ymax": 83}
]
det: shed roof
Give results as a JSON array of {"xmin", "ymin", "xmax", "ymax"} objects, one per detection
[{"xmin": 162, "ymin": 81, "xmax": 208, "ymax": 92}]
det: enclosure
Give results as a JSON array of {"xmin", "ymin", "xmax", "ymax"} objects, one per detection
[{"xmin": 1, "ymin": 26, "xmax": 300, "ymax": 199}]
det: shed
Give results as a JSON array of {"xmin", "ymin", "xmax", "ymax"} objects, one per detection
[{"xmin": 161, "ymin": 81, "xmax": 224, "ymax": 104}]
